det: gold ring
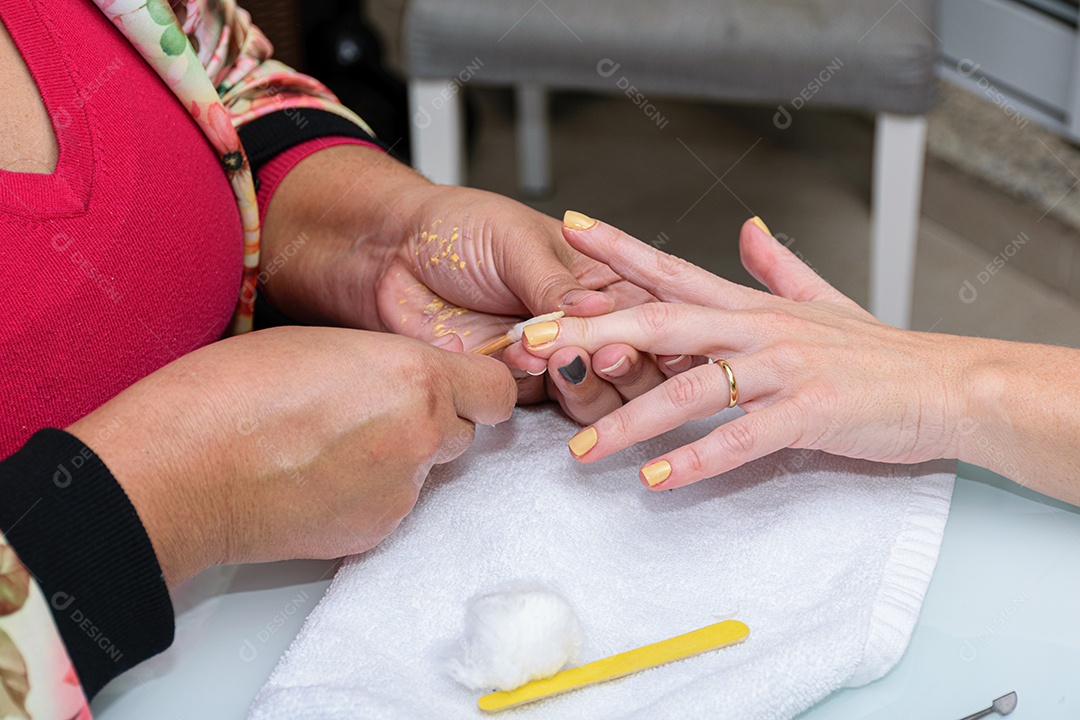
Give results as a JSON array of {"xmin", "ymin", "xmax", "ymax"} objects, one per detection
[{"xmin": 718, "ymin": 359, "xmax": 738, "ymax": 408}]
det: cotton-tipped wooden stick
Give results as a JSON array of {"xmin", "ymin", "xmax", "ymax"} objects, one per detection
[
  {"xmin": 472, "ymin": 311, "xmax": 565, "ymax": 356},
  {"xmin": 477, "ymin": 620, "xmax": 750, "ymax": 712}
]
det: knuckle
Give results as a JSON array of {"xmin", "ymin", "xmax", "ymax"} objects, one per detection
[
  {"xmin": 572, "ymin": 317, "xmax": 600, "ymax": 352},
  {"xmin": 770, "ymin": 338, "xmax": 809, "ymax": 367},
  {"xmin": 719, "ymin": 421, "xmax": 756, "ymax": 457},
  {"xmin": 637, "ymin": 301, "xmax": 678, "ymax": 336},
  {"xmin": 789, "ymin": 381, "xmax": 835, "ymax": 442},
  {"xmin": 602, "ymin": 411, "xmax": 633, "ymax": 450},
  {"xmin": 754, "ymin": 307, "xmax": 798, "ymax": 334},
  {"xmin": 665, "ymin": 370, "xmax": 709, "ymax": 409},
  {"xmin": 682, "ymin": 444, "xmax": 709, "ymax": 477},
  {"xmin": 531, "ymin": 271, "xmax": 572, "ymax": 306},
  {"xmin": 654, "ymin": 248, "xmax": 693, "ymax": 282}
]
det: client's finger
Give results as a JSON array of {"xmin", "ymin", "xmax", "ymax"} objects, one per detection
[
  {"xmin": 639, "ymin": 400, "xmax": 804, "ymax": 490},
  {"xmin": 567, "ymin": 356, "xmax": 777, "ymax": 462},
  {"xmin": 738, "ymin": 218, "xmax": 854, "ymax": 307},
  {"xmin": 561, "ymin": 211, "xmax": 773, "ymax": 310},
  {"xmin": 522, "ymin": 303, "xmax": 764, "ymax": 360},
  {"xmin": 658, "ymin": 354, "xmax": 695, "ymax": 376},
  {"xmin": 548, "ymin": 348, "xmax": 622, "ymax": 425},
  {"xmin": 591, "ymin": 344, "xmax": 667, "ymax": 401}
]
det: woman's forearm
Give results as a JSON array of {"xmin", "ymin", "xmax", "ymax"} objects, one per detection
[{"xmin": 953, "ymin": 336, "xmax": 1080, "ymax": 504}]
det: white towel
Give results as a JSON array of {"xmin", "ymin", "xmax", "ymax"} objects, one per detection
[{"xmin": 250, "ymin": 406, "xmax": 955, "ymax": 720}]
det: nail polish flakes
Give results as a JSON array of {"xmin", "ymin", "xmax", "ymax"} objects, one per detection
[{"xmin": 415, "ymin": 221, "xmax": 471, "ymax": 272}]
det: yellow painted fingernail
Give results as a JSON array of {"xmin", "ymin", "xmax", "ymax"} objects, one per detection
[
  {"xmin": 641, "ymin": 460, "xmax": 672, "ymax": 487},
  {"xmin": 750, "ymin": 216, "xmax": 772, "ymax": 237},
  {"xmin": 563, "ymin": 210, "xmax": 598, "ymax": 231},
  {"xmin": 522, "ymin": 321, "xmax": 560, "ymax": 348},
  {"xmin": 568, "ymin": 427, "xmax": 598, "ymax": 458}
]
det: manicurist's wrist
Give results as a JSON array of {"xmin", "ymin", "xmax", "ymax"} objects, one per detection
[
  {"xmin": 0, "ymin": 428, "xmax": 176, "ymax": 696},
  {"xmin": 259, "ymin": 144, "xmax": 434, "ymax": 330},
  {"xmin": 66, "ymin": 413, "xmax": 217, "ymax": 589}
]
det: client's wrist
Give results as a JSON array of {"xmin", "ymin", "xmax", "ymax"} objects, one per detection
[{"xmin": 933, "ymin": 334, "xmax": 1006, "ymax": 466}]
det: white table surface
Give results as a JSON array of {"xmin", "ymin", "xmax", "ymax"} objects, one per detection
[{"xmin": 90, "ymin": 462, "xmax": 1080, "ymax": 719}]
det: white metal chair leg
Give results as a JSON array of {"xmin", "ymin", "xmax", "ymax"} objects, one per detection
[
  {"xmin": 515, "ymin": 83, "xmax": 552, "ymax": 196},
  {"xmin": 870, "ymin": 112, "xmax": 928, "ymax": 329},
  {"xmin": 409, "ymin": 78, "xmax": 465, "ymax": 186}
]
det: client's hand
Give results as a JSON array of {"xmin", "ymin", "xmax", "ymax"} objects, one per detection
[
  {"xmin": 68, "ymin": 327, "xmax": 516, "ymax": 586},
  {"xmin": 521, "ymin": 214, "xmax": 974, "ymax": 490}
]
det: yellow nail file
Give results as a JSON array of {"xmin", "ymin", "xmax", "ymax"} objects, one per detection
[{"xmin": 477, "ymin": 620, "xmax": 749, "ymax": 713}]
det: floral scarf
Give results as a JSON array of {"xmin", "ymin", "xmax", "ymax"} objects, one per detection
[{"xmin": 94, "ymin": 0, "xmax": 374, "ymax": 333}]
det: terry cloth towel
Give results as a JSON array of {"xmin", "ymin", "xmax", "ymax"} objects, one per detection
[{"xmin": 250, "ymin": 406, "xmax": 955, "ymax": 720}]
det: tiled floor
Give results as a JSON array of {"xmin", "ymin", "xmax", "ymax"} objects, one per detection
[{"xmin": 465, "ymin": 88, "xmax": 1080, "ymax": 348}]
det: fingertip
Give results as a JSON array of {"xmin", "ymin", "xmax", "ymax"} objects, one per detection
[
  {"xmin": 739, "ymin": 218, "xmax": 780, "ymax": 285},
  {"xmin": 551, "ymin": 347, "xmax": 588, "ymax": 387},
  {"xmin": 639, "ymin": 459, "xmax": 672, "ymax": 489},
  {"xmin": 562, "ymin": 210, "xmax": 598, "ymax": 231},
  {"xmin": 749, "ymin": 216, "xmax": 772, "ymax": 237},
  {"xmin": 593, "ymin": 345, "xmax": 632, "ymax": 378},
  {"xmin": 454, "ymin": 351, "xmax": 519, "ymax": 425},
  {"xmin": 567, "ymin": 425, "xmax": 599, "ymax": 460},
  {"xmin": 502, "ymin": 341, "xmax": 549, "ymax": 374},
  {"xmin": 521, "ymin": 320, "xmax": 561, "ymax": 354},
  {"xmin": 489, "ymin": 359, "xmax": 519, "ymax": 423},
  {"xmin": 560, "ymin": 214, "xmax": 613, "ymax": 257},
  {"xmin": 658, "ymin": 354, "xmax": 692, "ymax": 376}
]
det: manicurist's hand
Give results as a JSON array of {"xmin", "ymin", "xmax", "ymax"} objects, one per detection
[
  {"xmin": 67, "ymin": 327, "xmax": 516, "ymax": 587},
  {"xmin": 522, "ymin": 214, "xmax": 981, "ymax": 490},
  {"xmin": 257, "ymin": 145, "xmax": 665, "ymax": 423}
]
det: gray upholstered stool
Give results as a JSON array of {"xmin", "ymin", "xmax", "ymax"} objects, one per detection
[{"xmin": 403, "ymin": 0, "xmax": 939, "ymax": 328}]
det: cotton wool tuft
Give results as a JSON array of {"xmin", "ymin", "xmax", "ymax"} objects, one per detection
[{"xmin": 446, "ymin": 581, "xmax": 584, "ymax": 692}]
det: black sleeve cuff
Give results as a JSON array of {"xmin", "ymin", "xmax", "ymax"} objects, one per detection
[
  {"xmin": 240, "ymin": 108, "xmax": 388, "ymax": 330},
  {"xmin": 0, "ymin": 429, "xmax": 174, "ymax": 699},
  {"xmin": 237, "ymin": 107, "xmax": 388, "ymax": 175}
]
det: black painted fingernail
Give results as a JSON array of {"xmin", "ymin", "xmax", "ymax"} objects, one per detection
[{"xmin": 557, "ymin": 356, "xmax": 587, "ymax": 385}]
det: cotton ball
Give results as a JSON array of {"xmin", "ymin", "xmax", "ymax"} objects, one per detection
[{"xmin": 446, "ymin": 581, "xmax": 584, "ymax": 692}]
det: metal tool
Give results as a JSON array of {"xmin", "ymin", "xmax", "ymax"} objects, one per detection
[{"xmin": 959, "ymin": 691, "xmax": 1018, "ymax": 720}]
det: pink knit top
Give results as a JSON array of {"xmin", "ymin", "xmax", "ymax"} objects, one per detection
[{"xmin": 0, "ymin": 2, "xmax": 373, "ymax": 457}]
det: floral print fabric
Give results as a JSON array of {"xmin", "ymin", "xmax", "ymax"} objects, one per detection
[
  {"xmin": 1, "ymin": 1, "xmax": 375, "ymax": 715},
  {"xmin": 0, "ymin": 533, "xmax": 89, "ymax": 719},
  {"xmin": 94, "ymin": 0, "xmax": 373, "ymax": 333}
]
